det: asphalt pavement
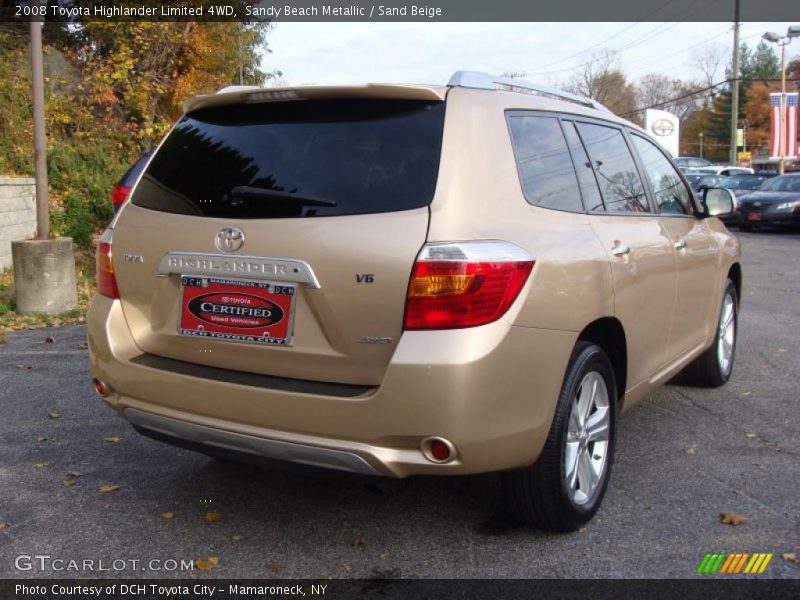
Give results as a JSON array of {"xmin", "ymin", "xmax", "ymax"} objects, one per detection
[{"xmin": 0, "ymin": 230, "xmax": 798, "ymax": 579}]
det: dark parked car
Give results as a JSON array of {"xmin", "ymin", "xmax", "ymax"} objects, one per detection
[
  {"xmin": 675, "ymin": 156, "xmax": 713, "ymax": 170},
  {"xmin": 685, "ymin": 173, "xmax": 725, "ymax": 192},
  {"xmin": 736, "ymin": 174, "xmax": 800, "ymax": 231},
  {"xmin": 112, "ymin": 151, "xmax": 153, "ymax": 212},
  {"xmin": 715, "ymin": 174, "xmax": 776, "ymax": 225}
]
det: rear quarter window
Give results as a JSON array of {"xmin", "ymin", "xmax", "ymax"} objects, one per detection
[
  {"xmin": 506, "ymin": 114, "xmax": 585, "ymax": 213},
  {"xmin": 132, "ymin": 99, "xmax": 445, "ymax": 219}
]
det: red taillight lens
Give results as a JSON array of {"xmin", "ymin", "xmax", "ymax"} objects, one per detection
[
  {"xmin": 112, "ymin": 185, "xmax": 131, "ymax": 211},
  {"xmin": 404, "ymin": 241, "xmax": 534, "ymax": 330},
  {"xmin": 96, "ymin": 232, "xmax": 119, "ymax": 299}
]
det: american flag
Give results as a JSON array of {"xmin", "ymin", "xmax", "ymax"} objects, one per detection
[
  {"xmin": 770, "ymin": 92, "xmax": 799, "ymax": 159},
  {"xmin": 787, "ymin": 93, "xmax": 798, "ymax": 159}
]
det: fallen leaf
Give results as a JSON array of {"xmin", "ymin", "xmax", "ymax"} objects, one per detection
[
  {"xmin": 740, "ymin": 391, "xmax": 751, "ymax": 397},
  {"xmin": 0, "ymin": 522, "xmax": 8, "ymax": 531},
  {"xmin": 62, "ymin": 480, "xmax": 76, "ymax": 488},
  {"xmin": 578, "ymin": 527, "xmax": 588, "ymax": 533},
  {"xmin": 48, "ymin": 412, "xmax": 61, "ymax": 420},
  {"xmin": 194, "ymin": 557, "xmax": 219, "ymax": 570},
  {"xmin": 76, "ymin": 342, "xmax": 88, "ymax": 350},
  {"xmin": 65, "ymin": 471, "xmax": 81, "ymax": 478},
  {"xmin": 103, "ymin": 436, "xmax": 120, "ymax": 444},
  {"xmin": 342, "ymin": 563, "xmax": 352, "ymax": 573},
  {"xmin": 204, "ymin": 511, "xmax": 222, "ymax": 523},
  {"xmin": 720, "ymin": 512, "xmax": 746, "ymax": 526},
  {"xmin": 44, "ymin": 336, "xmax": 55, "ymax": 344},
  {"xmin": 160, "ymin": 512, "xmax": 175, "ymax": 521},
  {"xmin": 15, "ymin": 364, "xmax": 31, "ymax": 370},
  {"xmin": 0, "ymin": 332, "xmax": 5, "ymax": 344},
  {"xmin": 685, "ymin": 446, "xmax": 697, "ymax": 455},
  {"xmin": 744, "ymin": 432, "xmax": 758, "ymax": 440},
  {"xmin": 231, "ymin": 535, "xmax": 242, "ymax": 541},
  {"xmin": 751, "ymin": 461, "xmax": 761, "ymax": 467},
  {"xmin": 98, "ymin": 484, "xmax": 120, "ymax": 494},
  {"xmin": 782, "ymin": 553, "xmax": 799, "ymax": 564},
  {"xmin": 351, "ymin": 538, "xmax": 364, "ymax": 548},
  {"xmin": 267, "ymin": 563, "xmax": 285, "ymax": 573},
  {"xmin": 37, "ymin": 436, "xmax": 51, "ymax": 442},
  {"xmin": 33, "ymin": 462, "xmax": 49, "ymax": 470}
]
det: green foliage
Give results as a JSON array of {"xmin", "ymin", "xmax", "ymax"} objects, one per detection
[{"xmin": 0, "ymin": 22, "xmax": 273, "ymax": 249}]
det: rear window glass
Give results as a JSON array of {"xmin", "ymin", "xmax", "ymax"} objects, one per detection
[{"xmin": 132, "ymin": 99, "xmax": 445, "ymax": 218}]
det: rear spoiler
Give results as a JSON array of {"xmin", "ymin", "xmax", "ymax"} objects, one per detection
[{"xmin": 183, "ymin": 83, "xmax": 447, "ymax": 114}]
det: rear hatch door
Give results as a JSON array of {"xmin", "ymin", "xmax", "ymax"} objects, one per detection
[{"xmin": 112, "ymin": 91, "xmax": 445, "ymax": 386}]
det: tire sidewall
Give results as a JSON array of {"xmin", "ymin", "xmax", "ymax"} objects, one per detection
[
  {"xmin": 714, "ymin": 281, "xmax": 739, "ymax": 384},
  {"xmin": 556, "ymin": 345, "xmax": 617, "ymax": 519}
]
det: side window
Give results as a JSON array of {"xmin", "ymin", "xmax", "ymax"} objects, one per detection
[
  {"xmin": 562, "ymin": 121, "xmax": 604, "ymax": 212},
  {"xmin": 575, "ymin": 122, "xmax": 649, "ymax": 213},
  {"xmin": 630, "ymin": 134, "xmax": 692, "ymax": 216},
  {"xmin": 507, "ymin": 115, "xmax": 585, "ymax": 212}
]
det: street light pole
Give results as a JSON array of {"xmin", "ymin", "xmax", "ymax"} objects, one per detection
[
  {"xmin": 729, "ymin": 0, "xmax": 740, "ymax": 166},
  {"xmin": 699, "ymin": 132, "xmax": 704, "ymax": 159}
]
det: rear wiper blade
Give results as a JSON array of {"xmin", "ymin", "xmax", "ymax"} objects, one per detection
[{"xmin": 230, "ymin": 186, "xmax": 337, "ymax": 207}]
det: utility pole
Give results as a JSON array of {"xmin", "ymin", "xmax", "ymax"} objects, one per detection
[
  {"xmin": 30, "ymin": 17, "xmax": 49, "ymax": 239},
  {"xmin": 729, "ymin": 0, "xmax": 740, "ymax": 166}
]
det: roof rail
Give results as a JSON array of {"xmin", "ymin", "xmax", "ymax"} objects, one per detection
[
  {"xmin": 216, "ymin": 85, "xmax": 262, "ymax": 94},
  {"xmin": 448, "ymin": 71, "xmax": 611, "ymax": 112}
]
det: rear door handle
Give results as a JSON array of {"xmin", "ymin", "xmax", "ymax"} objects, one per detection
[
  {"xmin": 674, "ymin": 239, "xmax": 687, "ymax": 251},
  {"xmin": 611, "ymin": 243, "xmax": 631, "ymax": 257}
]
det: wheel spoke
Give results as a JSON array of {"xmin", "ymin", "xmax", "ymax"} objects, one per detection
[
  {"xmin": 586, "ymin": 406, "xmax": 609, "ymax": 442},
  {"xmin": 565, "ymin": 442, "xmax": 580, "ymax": 490},
  {"xmin": 577, "ymin": 449, "xmax": 596, "ymax": 495}
]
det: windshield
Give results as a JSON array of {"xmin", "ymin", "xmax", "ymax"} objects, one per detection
[
  {"xmin": 718, "ymin": 176, "xmax": 766, "ymax": 190},
  {"xmin": 760, "ymin": 176, "xmax": 800, "ymax": 192},
  {"xmin": 132, "ymin": 99, "xmax": 445, "ymax": 218}
]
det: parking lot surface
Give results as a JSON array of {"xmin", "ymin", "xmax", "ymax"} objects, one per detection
[{"xmin": 0, "ymin": 231, "xmax": 798, "ymax": 579}]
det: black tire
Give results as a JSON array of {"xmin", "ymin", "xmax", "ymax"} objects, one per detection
[
  {"xmin": 501, "ymin": 342, "xmax": 617, "ymax": 532},
  {"xmin": 680, "ymin": 279, "xmax": 738, "ymax": 388}
]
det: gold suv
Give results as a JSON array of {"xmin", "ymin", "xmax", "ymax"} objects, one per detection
[{"xmin": 88, "ymin": 71, "xmax": 742, "ymax": 531}]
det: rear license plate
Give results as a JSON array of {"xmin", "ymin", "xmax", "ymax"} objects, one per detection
[
  {"xmin": 747, "ymin": 212, "xmax": 763, "ymax": 222},
  {"xmin": 178, "ymin": 276, "xmax": 295, "ymax": 346}
]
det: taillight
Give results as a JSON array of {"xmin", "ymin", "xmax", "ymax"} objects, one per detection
[
  {"xmin": 112, "ymin": 185, "xmax": 131, "ymax": 212},
  {"xmin": 404, "ymin": 241, "xmax": 534, "ymax": 330},
  {"xmin": 96, "ymin": 229, "xmax": 119, "ymax": 299}
]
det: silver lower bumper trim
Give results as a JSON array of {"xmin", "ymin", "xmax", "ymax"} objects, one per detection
[{"xmin": 123, "ymin": 408, "xmax": 381, "ymax": 476}]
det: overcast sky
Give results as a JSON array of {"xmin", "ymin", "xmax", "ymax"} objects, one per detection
[{"xmin": 261, "ymin": 22, "xmax": 800, "ymax": 88}]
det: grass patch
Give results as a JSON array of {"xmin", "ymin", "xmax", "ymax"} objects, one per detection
[{"xmin": 0, "ymin": 248, "xmax": 96, "ymax": 334}]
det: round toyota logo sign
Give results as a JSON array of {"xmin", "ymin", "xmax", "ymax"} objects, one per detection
[
  {"xmin": 214, "ymin": 226, "xmax": 245, "ymax": 253},
  {"xmin": 651, "ymin": 119, "xmax": 675, "ymax": 137}
]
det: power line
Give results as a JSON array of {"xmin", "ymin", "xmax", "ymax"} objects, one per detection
[{"xmin": 621, "ymin": 77, "xmax": 800, "ymax": 117}]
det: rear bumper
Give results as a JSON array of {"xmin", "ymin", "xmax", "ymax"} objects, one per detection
[{"xmin": 87, "ymin": 295, "xmax": 576, "ymax": 478}]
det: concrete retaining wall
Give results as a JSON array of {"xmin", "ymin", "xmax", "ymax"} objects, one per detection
[{"xmin": 0, "ymin": 177, "xmax": 37, "ymax": 269}]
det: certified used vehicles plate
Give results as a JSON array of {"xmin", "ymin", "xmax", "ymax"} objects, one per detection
[
  {"xmin": 747, "ymin": 212, "xmax": 763, "ymax": 221},
  {"xmin": 178, "ymin": 276, "xmax": 295, "ymax": 346}
]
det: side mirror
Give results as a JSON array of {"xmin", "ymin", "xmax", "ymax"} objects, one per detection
[{"xmin": 703, "ymin": 187, "xmax": 735, "ymax": 218}]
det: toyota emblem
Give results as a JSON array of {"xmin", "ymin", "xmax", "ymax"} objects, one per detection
[
  {"xmin": 651, "ymin": 119, "xmax": 675, "ymax": 137},
  {"xmin": 214, "ymin": 227, "xmax": 245, "ymax": 253}
]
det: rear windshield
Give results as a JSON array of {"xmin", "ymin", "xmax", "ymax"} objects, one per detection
[{"xmin": 131, "ymin": 99, "xmax": 445, "ymax": 218}]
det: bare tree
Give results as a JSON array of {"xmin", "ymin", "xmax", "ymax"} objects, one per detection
[
  {"xmin": 564, "ymin": 50, "xmax": 636, "ymax": 115},
  {"xmin": 635, "ymin": 73, "xmax": 705, "ymax": 120},
  {"xmin": 691, "ymin": 43, "xmax": 727, "ymax": 88}
]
